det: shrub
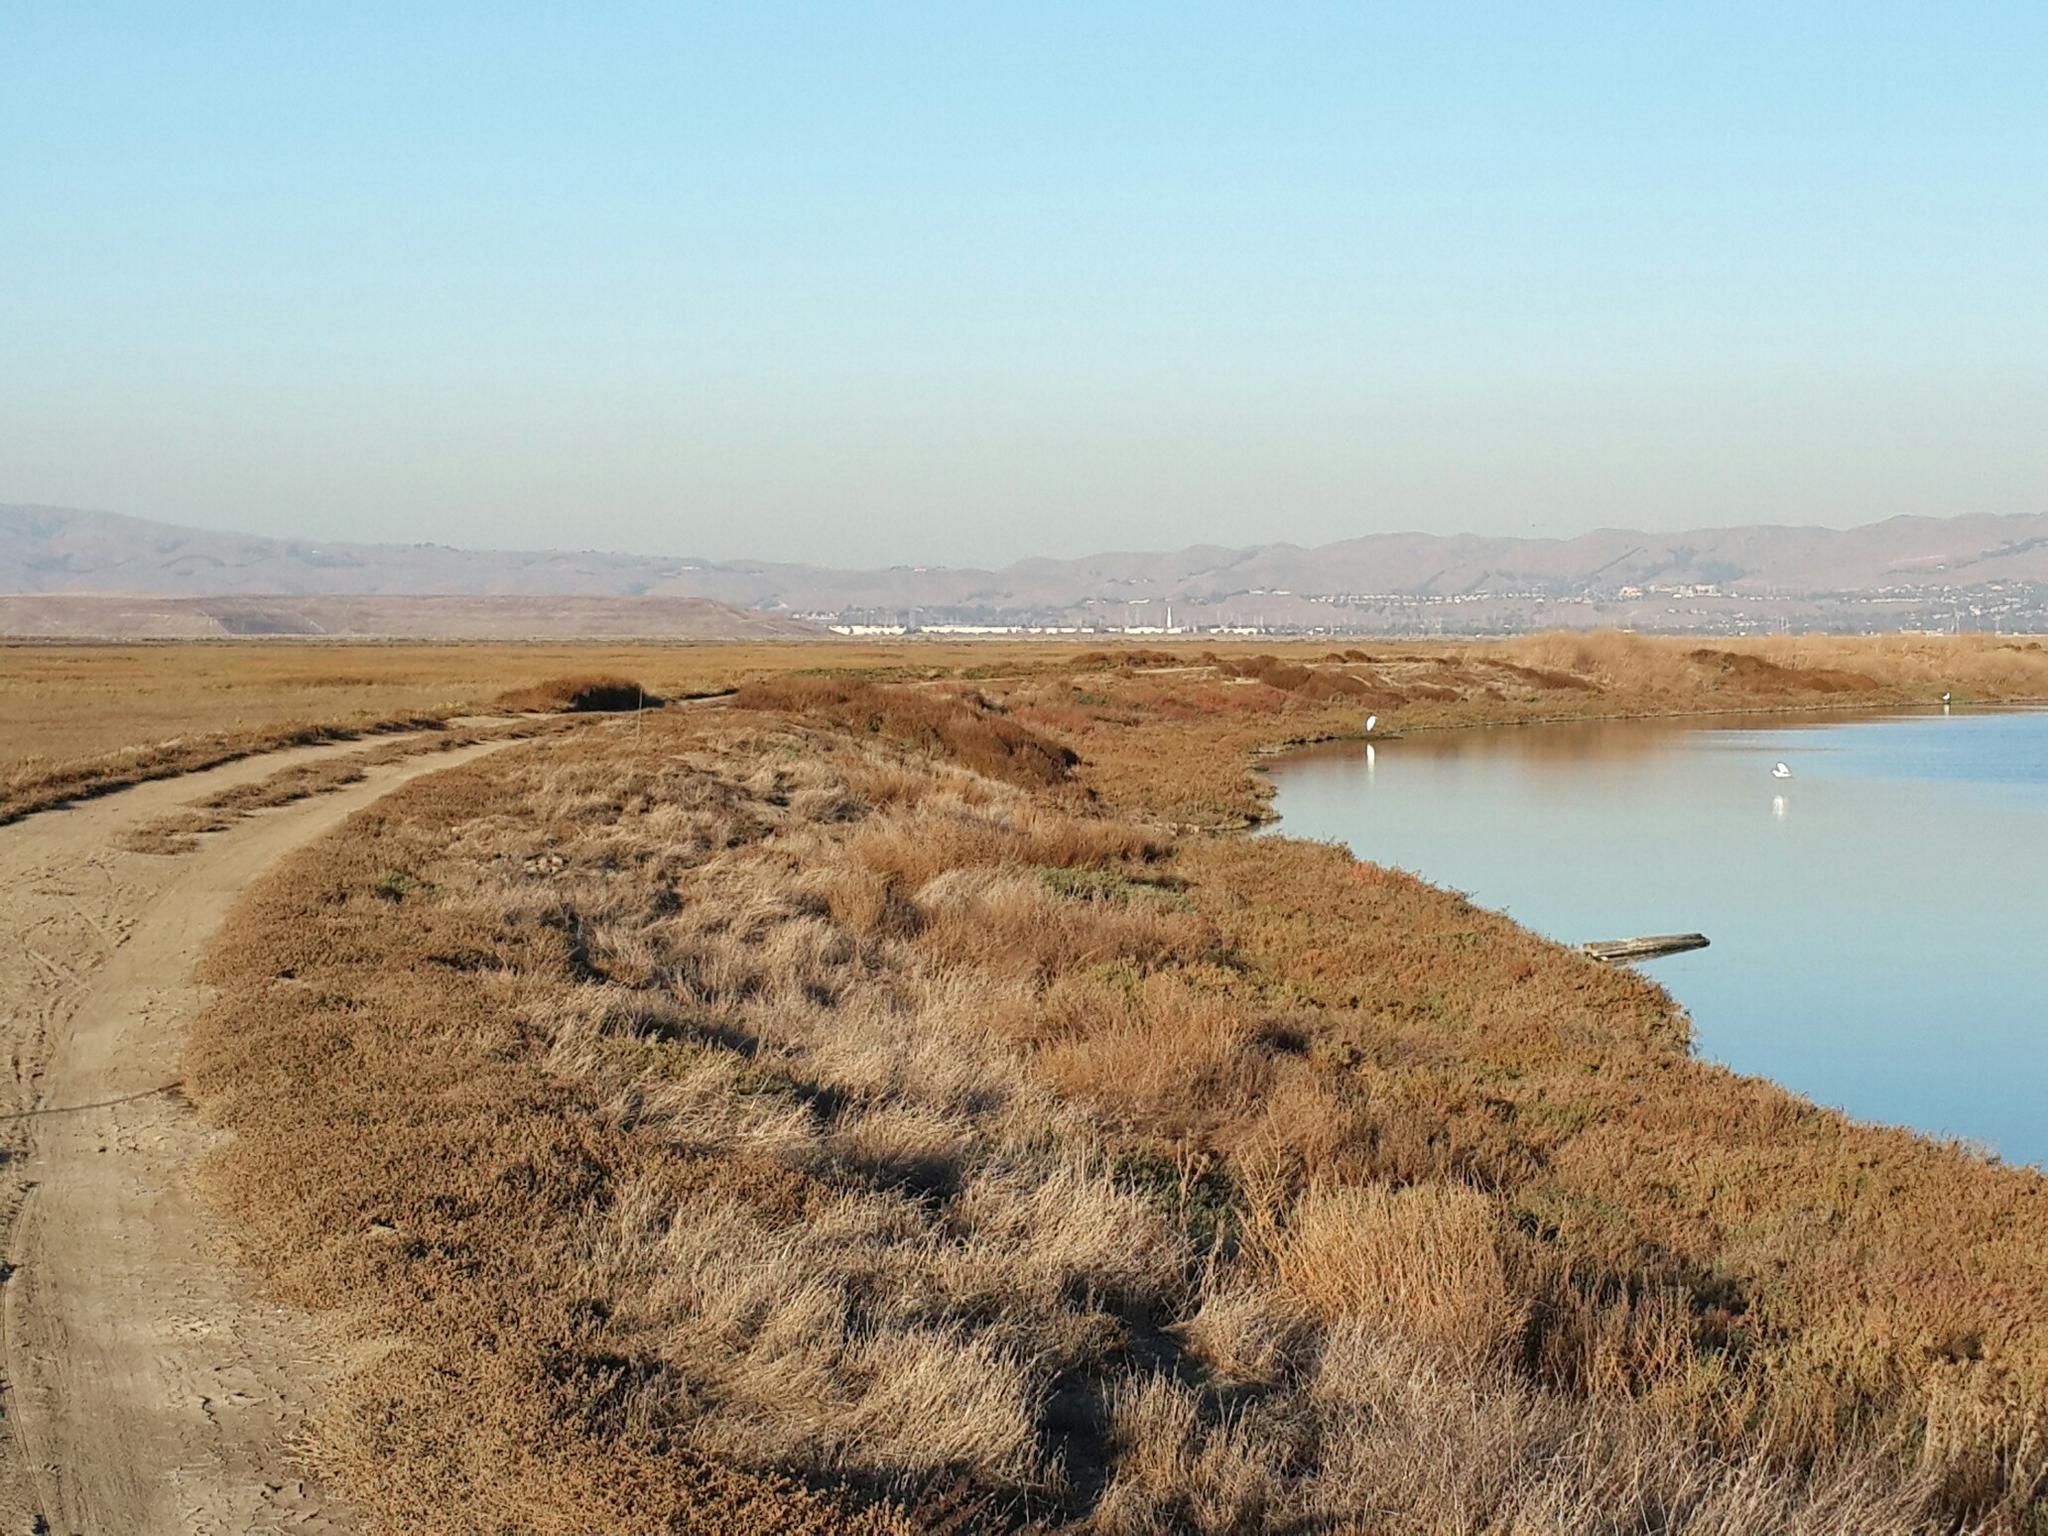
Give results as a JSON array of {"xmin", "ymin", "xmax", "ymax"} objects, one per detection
[
  {"xmin": 500, "ymin": 675, "xmax": 658, "ymax": 713},
  {"xmin": 733, "ymin": 678, "xmax": 1077, "ymax": 789}
]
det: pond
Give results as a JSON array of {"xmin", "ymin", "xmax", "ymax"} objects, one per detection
[{"xmin": 1264, "ymin": 706, "xmax": 2048, "ymax": 1167}]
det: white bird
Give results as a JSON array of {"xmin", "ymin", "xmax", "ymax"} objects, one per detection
[
  {"xmin": 1772, "ymin": 762, "xmax": 1792, "ymax": 779},
  {"xmin": 1942, "ymin": 691, "xmax": 1952, "ymax": 706},
  {"xmin": 1364, "ymin": 714, "xmax": 1377, "ymax": 734}
]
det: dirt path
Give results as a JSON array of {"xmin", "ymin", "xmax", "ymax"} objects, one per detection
[{"xmin": 0, "ymin": 733, "xmax": 519, "ymax": 1535}]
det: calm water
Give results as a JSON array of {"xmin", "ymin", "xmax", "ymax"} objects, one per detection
[{"xmin": 1265, "ymin": 708, "xmax": 2048, "ymax": 1167}]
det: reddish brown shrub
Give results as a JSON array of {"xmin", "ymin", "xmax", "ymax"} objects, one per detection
[{"xmin": 733, "ymin": 678, "xmax": 1077, "ymax": 788}]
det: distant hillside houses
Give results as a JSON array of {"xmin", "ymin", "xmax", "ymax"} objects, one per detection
[{"xmin": 1613, "ymin": 583, "xmax": 1724, "ymax": 600}]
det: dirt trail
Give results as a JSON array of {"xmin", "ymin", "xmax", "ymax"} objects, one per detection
[{"xmin": 0, "ymin": 733, "xmax": 518, "ymax": 1535}]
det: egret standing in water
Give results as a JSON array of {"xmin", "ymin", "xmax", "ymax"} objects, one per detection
[
  {"xmin": 1365, "ymin": 714, "xmax": 1378, "ymax": 734},
  {"xmin": 1772, "ymin": 762, "xmax": 1793, "ymax": 779},
  {"xmin": 1943, "ymin": 691, "xmax": 1953, "ymax": 711}
]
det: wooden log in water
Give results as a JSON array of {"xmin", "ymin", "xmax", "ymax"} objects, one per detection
[{"xmin": 1582, "ymin": 933, "xmax": 1710, "ymax": 963}]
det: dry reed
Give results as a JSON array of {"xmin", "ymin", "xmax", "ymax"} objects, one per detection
[{"xmin": 181, "ymin": 670, "xmax": 2048, "ymax": 1531}]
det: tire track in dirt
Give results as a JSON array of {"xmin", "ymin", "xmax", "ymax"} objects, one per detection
[{"xmin": 0, "ymin": 733, "xmax": 521, "ymax": 1535}]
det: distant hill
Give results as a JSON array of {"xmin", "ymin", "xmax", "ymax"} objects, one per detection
[
  {"xmin": 0, "ymin": 590, "xmax": 817, "ymax": 642},
  {"xmin": 0, "ymin": 504, "xmax": 712, "ymax": 600},
  {"xmin": 5, "ymin": 502, "xmax": 2045, "ymax": 635}
]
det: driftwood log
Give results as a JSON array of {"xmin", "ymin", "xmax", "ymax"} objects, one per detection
[{"xmin": 1582, "ymin": 933, "xmax": 1710, "ymax": 963}]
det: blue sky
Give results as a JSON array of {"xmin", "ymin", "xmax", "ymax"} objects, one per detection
[{"xmin": 4, "ymin": 4, "xmax": 2044, "ymax": 565}]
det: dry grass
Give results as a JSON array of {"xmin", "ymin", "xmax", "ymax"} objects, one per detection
[
  {"xmin": 3, "ymin": 712, "xmax": 450, "ymax": 827},
  {"xmin": 185, "ymin": 670, "xmax": 2048, "ymax": 1533},
  {"xmin": 732, "ymin": 676, "xmax": 1078, "ymax": 788},
  {"xmin": 1266, "ymin": 1183, "xmax": 1524, "ymax": 1371},
  {"xmin": 0, "ymin": 637, "xmax": 1172, "ymax": 823},
  {"xmin": 20, "ymin": 630, "xmax": 2043, "ymax": 1527},
  {"xmin": 191, "ymin": 719, "xmax": 1166, "ymax": 1529},
  {"xmin": 14, "ymin": 630, "xmax": 2042, "ymax": 828},
  {"xmin": 116, "ymin": 719, "xmax": 559, "ymax": 854},
  {"xmin": 1503, "ymin": 630, "xmax": 2048, "ymax": 699},
  {"xmin": 0, "ymin": 636, "xmax": 1174, "ymax": 784}
]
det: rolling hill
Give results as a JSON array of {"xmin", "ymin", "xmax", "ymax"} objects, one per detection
[{"xmin": 5, "ymin": 502, "xmax": 2045, "ymax": 636}]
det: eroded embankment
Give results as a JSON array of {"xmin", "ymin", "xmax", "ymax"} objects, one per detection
[{"xmin": 186, "ymin": 701, "xmax": 2048, "ymax": 1533}]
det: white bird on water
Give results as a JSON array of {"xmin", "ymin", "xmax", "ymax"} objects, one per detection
[
  {"xmin": 1364, "ymin": 714, "xmax": 1377, "ymax": 734},
  {"xmin": 1772, "ymin": 762, "xmax": 1793, "ymax": 779},
  {"xmin": 1943, "ymin": 691, "xmax": 1953, "ymax": 707}
]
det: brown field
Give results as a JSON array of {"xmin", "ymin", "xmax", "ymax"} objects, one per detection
[
  {"xmin": 8, "ymin": 633, "xmax": 2042, "ymax": 824},
  {"xmin": 0, "ymin": 637, "xmax": 1083, "ymax": 823},
  {"xmin": 136, "ymin": 633, "xmax": 2048, "ymax": 1532},
  {"xmin": 114, "ymin": 718, "xmax": 565, "ymax": 854},
  {"xmin": 0, "ymin": 640, "xmax": 741, "ymax": 776}
]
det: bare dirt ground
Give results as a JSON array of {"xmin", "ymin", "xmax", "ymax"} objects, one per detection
[{"xmin": 0, "ymin": 733, "xmax": 516, "ymax": 1536}]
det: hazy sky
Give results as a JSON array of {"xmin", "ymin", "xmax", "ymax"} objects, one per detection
[{"xmin": 5, "ymin": 5, "xmax": 2045, "ymax": 567}]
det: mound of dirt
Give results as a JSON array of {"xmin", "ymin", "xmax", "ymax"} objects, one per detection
[{"xmin": 1686, "ymin": 649, "xmax": 1877, "ymax": 694}]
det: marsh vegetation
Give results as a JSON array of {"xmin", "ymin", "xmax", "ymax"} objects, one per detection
[{"xmin": 161, "ymin": 631, "xmax": 2048, "ymax": 1532}]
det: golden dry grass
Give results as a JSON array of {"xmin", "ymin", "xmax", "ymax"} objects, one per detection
[
  {"xmin": 732, "ymin": 675, "xmax": 1079, "ymax": 788},
  {"xmin": 2, "ymin": 712, "xmax": 456, "ymax": 827},
  {"xmin": 12, "ymin": 630, "xmax": 2042, "ymax": 826},
  {"xmin": 183, "ymin": 664, "xmax": 2048, "ymax": 1533},
  {"xmin": 12, "ymin": 630, "xmax": 2047, "ymax": 1527},
  {"xmin": 0, "ymin": 637, "xmax": 1168, "ymax": 781},
  {"xmin": 0, "ymin": 638, "xmax": 1027, "ymax": 820},
  {"xmin": 116, "ymin": 718, "xmax": 562, "ymax": 854},
  {"xmin": 0, "ymin": 637, "xmax": 1087, "ymax": 801}
]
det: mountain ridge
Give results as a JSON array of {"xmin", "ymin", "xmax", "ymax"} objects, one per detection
[{"xmin": 5, "ymin": 504, "xmax": 2045, "ymax": 634}]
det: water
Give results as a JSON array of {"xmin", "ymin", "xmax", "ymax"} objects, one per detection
[{"xmin": 1264, "ymin": 708, "xmax": 2048, "ymax": 1167}]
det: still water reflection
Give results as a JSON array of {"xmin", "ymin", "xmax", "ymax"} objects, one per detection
[{"xmin": 1265, "ymin": 708, "xmax": 2048, "ymax": 1167}]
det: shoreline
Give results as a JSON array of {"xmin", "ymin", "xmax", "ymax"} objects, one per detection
[
  {"xmin": 1248, "ymin": 697, "xmax": 2048, "ymax": 1178},
  {"xmin": 1238, "ymin": 691, "xmax": 2048, "ymax": 827}
]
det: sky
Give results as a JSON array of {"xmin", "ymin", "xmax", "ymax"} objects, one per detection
[{"xmin": 4, "ymin": 4, "xmax": 2045, "ymax": 568}]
